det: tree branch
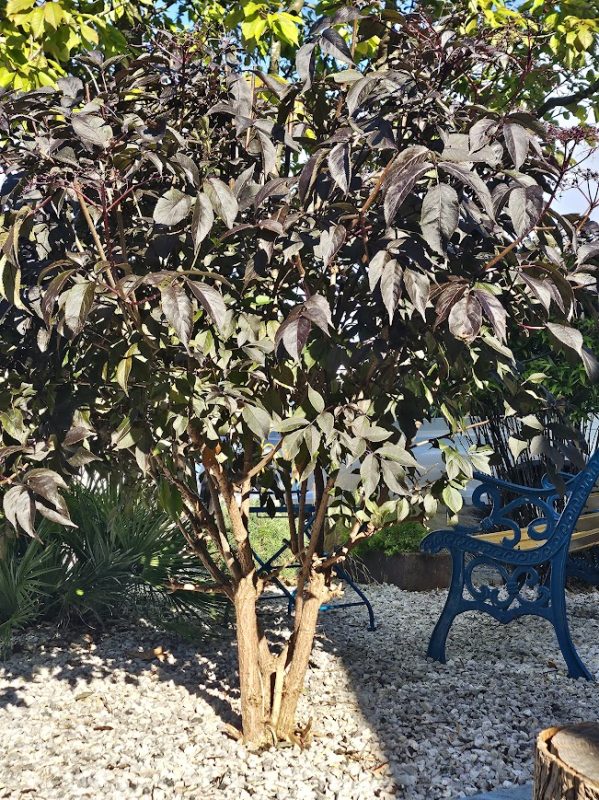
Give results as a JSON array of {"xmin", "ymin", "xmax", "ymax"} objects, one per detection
[{"xmin": 537, "ymin": 78, "xmax": 599, "ymax": 116}]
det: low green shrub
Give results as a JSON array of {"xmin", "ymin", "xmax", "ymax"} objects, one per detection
[
  {"xmin": 354, "ymin": 521, "xmax": 428, "ymax": 558},
  {"xmin": 0, "ymin": 480, "xmax": 223, "ymax": 643}
]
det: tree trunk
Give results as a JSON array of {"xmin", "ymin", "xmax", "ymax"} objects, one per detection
[
  {"xmin": 534, "ymin": 724, "xmax": 599, "ymax": 800},
  {"xmin": 275, "ymin": 571, "xmax": 327, "ymax": 741},
  {"xmin": 233, "ymin": 575, "xmax": 270, "ymax": 745}
]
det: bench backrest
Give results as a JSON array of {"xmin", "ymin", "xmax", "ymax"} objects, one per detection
[
  {"xmin": 473, "ymin": 452, "xmax": 599, "ymax": 556},
  {"xmin": 553, "ymin": 451, "xmax": 599, "ymax": 551}
]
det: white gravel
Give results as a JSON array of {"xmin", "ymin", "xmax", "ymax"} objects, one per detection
[{"xmin": 1, "ymin": 584, "xmax": 599, "ymax": 799}]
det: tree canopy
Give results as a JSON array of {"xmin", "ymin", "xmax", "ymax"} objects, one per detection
[{"xmin": 1, "ymin": 6, "xmax": 598, "ymax": 744}]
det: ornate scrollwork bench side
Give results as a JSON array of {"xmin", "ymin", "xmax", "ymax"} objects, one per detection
[{"xmin": 421, "ymin": 451, "xmax": 599, "ymax": 680}]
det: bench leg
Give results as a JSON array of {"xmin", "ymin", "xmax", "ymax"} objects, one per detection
[
  {"xmin": 427, "ymin": 550, "xmax": 465, "ymax": 663},
  {"xmin": 550, "ymin": 554, "xmax": 594, "ymax": 681}
]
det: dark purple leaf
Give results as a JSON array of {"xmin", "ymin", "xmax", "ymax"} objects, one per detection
[
  {"xmin": 438, "ymin": 162, "xmax": 495, "ymax": 220},
  {"xmin": 191, "ymin": 193, "xmax": 214, "ymax": 253},
  {"xmin": 503, "ymin": 122, "xmax": 530, "ymax": 170},
  {"xmin": 380, "ymin": 260, "xmax": 403, "ymax": 322},
  {"xmin": 546, "ymin": 322, "xmax": 583, "ymax": 356},
  {"xmin": 62, "ymin": 282, "xmax": 95, "ymax": 338},
  {"xmin": 187, "ymin": 281, "xmax": 226, "ymax": 329},
  {"xmin": 303, "ymin": 294, "xmax": 332, "ymax": 333},
  {"xmin": 3, "ymin": 485, "xmax": 36, "ymax": 537},
  {"xmin": 153, "ymin": 188, "xmax": 193, "ymax": 226},
  {"xmin": 473, "ymin": 288, "xmax": 507, "ymax": 341},
  {"xmin": 204, "ymin": 178, "xmax": 238, "ymax": 229},
  {"xmin": 71, "ymin": 113, "xmax": 112, "ymax": 147},
  {"xmin": 160, "ymin": 282, "xmax": 192, "ymax": 345},
  {"xmin": 320, "ymin": 224, "xmax": 346, "ymax": 267},
  {"xmin": 420, "ymin": 183, "xmax": 459, "ymax": 254},
  {"xmin": 448, "ymin": 294, "xmax": 482, "ymax": 342},
  {"xmin": 404, "ymin": 269, "xmax": 430, "ymax": 321},
  {"xmin": 320, "ymin": 28, "xmax": 354, "ymax": 65},
  {"xmin": 384, "ymin": 160, "xmax": 433, "ymax": 225},
  {"xmin": 276, "ymin": 314, "xmax": 312, "ymax": 360},
  {"xmin": 327, "ymin": 142, "xmax": 351, "ymax": 194},
  {"xmin": 508, "ymin": 185, "xmax": 543, "ymax": 237},
  {"xmin": 296, "ymin": 42, "xmax": 317, "ymax": 90}
]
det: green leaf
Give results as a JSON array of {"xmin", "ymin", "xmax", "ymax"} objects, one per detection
[
  {"xmin": 270, "ymin": 12, "xmax": 301, "ymax": 46},
  {"xmin": 241, "ymin": 13, "xmax": 267, "ymax": 42},
  {"xmin": 242, "ymin": 405, "xmax": 271, "ymax": 439},
  {"xmin": 6, "ymin": 0, "xmax": 35, "ymax": 15},
  {"xmin": 275, "ymin": 417, "xmax": 309, "ymax": 433},
  {"xmin": 377, "ymin": 443, "xmax": 418, "ymax": 467},
  {"xmin": 442, "ymin": 485, "xmax": 463, "ymax": 514},
  {"xmin": 307, "ymin": 385, "xmax": 325, "ymax": 413},
  {"xmin": 116, "ymin": 356, "xmax": 132, "ymax": 394},
  {"xmin": 43, "ymin": 2, "xmax": 64, "ymax": 28},
  {"xmin": 335, "ymin": 466, "xmax": 361, "ymax": 491},
  {"xmin": 508, "ymin": 436, "xmax": 528, "ymax": 460},
  {"xmin": 360, "ymin": 453, "xmax": 380, "ymax": 497},
  {"xmin": 0, "ymin": 254, "xmax": 23, "ymax": 309},
  {"xmin": 281, "ymin": 429, "xmax": 304, "ymax": 461}
]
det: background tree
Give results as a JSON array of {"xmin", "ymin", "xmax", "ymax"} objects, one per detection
[
  {"xmin": 1, "ymin": 10, "xmax": 597, "ymax": 745},
  {"xmin": 5, "ymin": 0, "xmax": 599, "ymax": 112}
]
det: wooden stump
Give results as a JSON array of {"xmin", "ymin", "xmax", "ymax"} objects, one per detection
[{"xmin": 534, "ymin": 724, "xmax": 599, "ymax": 799}]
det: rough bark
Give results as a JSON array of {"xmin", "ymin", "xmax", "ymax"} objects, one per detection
[
  {"xmin": 233, "ymin": 575, "xmax": 270, "ymax": 745},
  {"xmin": 534, "ymin": 724, "xmax": 599, "ymax": 800},
  {"xmin": 275, "ymin": 570, "xmax": 328, "ymax": 740}
]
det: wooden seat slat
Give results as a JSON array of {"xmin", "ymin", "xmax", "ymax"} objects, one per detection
[{"xmin": 473, "ymin": 510, "xmax": 599, "ymax": 552}]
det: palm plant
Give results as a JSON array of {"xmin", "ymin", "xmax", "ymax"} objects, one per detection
[{"xmin": 0, "ymin": 478, "xmax": 223, "ymax": 641}]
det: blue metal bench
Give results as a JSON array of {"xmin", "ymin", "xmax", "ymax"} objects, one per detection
[
  {"xmin": 421, "ymin": 452, "xmax": 599, "ymax": 679},
  {"xmin": 250, "ymin": 503, "xmax": 376, "ymax": 630}
]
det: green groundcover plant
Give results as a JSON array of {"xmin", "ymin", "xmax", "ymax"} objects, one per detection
[
  {"xmin": 1, "ymin": 8, "xmax": 598, "ymax": 745},
  {"xmin": 0, "ymin": 480, "xmax": 222, "ymax": 645}
]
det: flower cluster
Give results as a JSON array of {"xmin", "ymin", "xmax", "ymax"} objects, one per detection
[{"xmin": 546, "ymin": 123, "xmax": 599, "ymax": 146}]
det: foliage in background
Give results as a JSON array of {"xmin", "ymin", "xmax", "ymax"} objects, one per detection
[
  {"xmin": 1, "ymin": 8, "xmax": 598, "ymax": 745},
  {"xmin": 0, "ymin": 0, "xmax": 145, "ymax": 89},
  {"xmin": 0, "ymin": 481, "xmax": 222, "ymax": 645},
  {"xmin": 354, "ymin": 520, "xmax": 428, "ymax": 557},
  {"xmin": 446, "ymin": 0, "xmax": 599, "ymax": 121},
  {"xmin": 516, "ymin": 319, "xmax": 599, "ymax": 422},
  {"xmin": 3, "ymin": 0, "xmax": 599, "ymax": 125}
]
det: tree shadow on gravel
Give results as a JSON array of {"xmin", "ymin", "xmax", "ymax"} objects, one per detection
[
  {"xmin": 316, "ymin": 586, "xmax": 599, "ymax": 799},
  {"xmin": 0, "ymin": 616, "xmax": 246, "ymax": 730},
  {"xmin": 1, "ymin": 589, "xmax": 599, "ymax": 800}
]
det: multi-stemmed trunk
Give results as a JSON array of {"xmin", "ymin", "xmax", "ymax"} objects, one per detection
[{"xmin": 232, "ymin": 569, "xmax": 328, "ymax": 745}]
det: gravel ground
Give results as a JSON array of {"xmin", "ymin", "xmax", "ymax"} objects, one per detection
[{"xmin": 1, "ymin": 584, "xmax": 599, "ymax": 800}]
